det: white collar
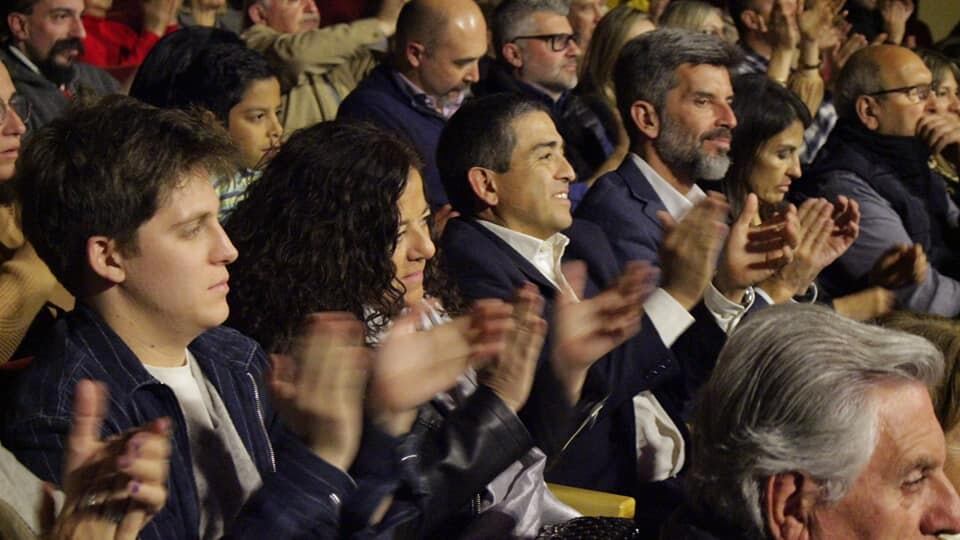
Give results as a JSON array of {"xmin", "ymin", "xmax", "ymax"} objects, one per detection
[
  {"xmin": 629, "ymin": 153, "xmax": 706, "ymax": 221},
  {"xmin": 477, "ymin": 219, "xmax": 569, "ymax": 288}
]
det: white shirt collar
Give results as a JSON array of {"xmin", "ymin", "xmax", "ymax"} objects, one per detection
[
  {"xmin": 629, "ymin": 153, "xmax": 706, "ymax": 221},
  {"xmin": 7, "ymin": 45, "xmax": 41, "ymax": 76},
  {"xmin": 477, "ymin": 219, "xmax": 570, "ymax": 290}
]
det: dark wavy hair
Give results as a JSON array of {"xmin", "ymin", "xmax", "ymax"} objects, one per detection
[
  {"xmin": 724, "ymin": 73, "xmax": 812, "ymax": 217},
  {"xmin": 225, "ymin": 121, "xmax": 464, "ymax": 352}
]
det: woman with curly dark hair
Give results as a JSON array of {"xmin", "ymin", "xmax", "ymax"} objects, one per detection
[{"xmin": 224, "ymin": 120, "xmax": 585, "ymax": 538}]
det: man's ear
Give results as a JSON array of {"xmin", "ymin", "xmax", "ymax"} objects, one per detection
[
  {"xmin": 501, "ymin": 42, "xmax": 524, "ymax": 69},
  {"xmin": 247, "ymin": 3, "xmax": 267, "ymax": 25},
  {"xmin": 86, "ymin": 236, "xmax": 127, "ymax": 285},
  {"xmin": 855, "ymin": 95, "xmax": 881, "ymax": 131},
  {"xmin": 7, "ymin": 13, "xmax": 29, "ymax": 43},
  {"xmin": 629, "ymin": 100, "xmax": 660, "ymax": 140},
  {"xmin": 467, "ymin": 166, "xmax": 498, "ymax": 207},
  {"xmin": 740, "ymin": 9, "xmax": 767, "ymax": 34},
  {"xmin": 765, "ymin": 472, "xmax": 817, "ymax": 540},
  {"xmin": 405, "ymin": 41, "xmax": 427, "ymax": 70}
]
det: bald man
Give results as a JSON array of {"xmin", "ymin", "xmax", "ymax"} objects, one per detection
[
  {"xmin": 338, "ymin": 0, "xmax": 487, "ymax": 209},
  {"xmin": 799, "ymin": 45, "xmax": 960, "ymax": 316}
]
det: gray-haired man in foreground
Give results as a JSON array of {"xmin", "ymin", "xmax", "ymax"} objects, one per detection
[{"xmin": 663, "ymin": 303, "xmax": 960, "ymax": 539}]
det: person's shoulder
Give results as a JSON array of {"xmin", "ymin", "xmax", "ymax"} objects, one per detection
[
  {"xmin": 74, "ymin": 62, "xmax": 120, "ymax": 93},
  {"xmin": 190, "ymin": 326, "xmax": 266, "ymax": 372}
]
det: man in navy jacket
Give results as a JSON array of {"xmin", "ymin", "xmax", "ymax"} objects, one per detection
[
  {"xmin": 338, "ymin": 0, "xmax": 487, "ymax": 211},
  {"xmin": 436, "ymin": 93, "xmax": 755, "ymax": 528}
]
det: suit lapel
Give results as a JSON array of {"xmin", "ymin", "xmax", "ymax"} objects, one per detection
[
  {"xmin": 462, "ymin": 219, "xmax": 558, "ymax": 296},
  {"xmin": 619, "ymin": 158, "xmax": 667, "ymax": 234}
]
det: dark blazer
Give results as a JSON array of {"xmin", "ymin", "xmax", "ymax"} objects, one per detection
[
  {"xmin": 574, "ymin": 156, "xmax": 668, "ymax": 268},
  {"xmin": 440, "ymin": 218, "xmax": 713, "ymax": 522}
]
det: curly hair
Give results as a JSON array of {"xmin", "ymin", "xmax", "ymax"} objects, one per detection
[{"xmin": 225, "ymin": 121, "xmax": 463, "ymax": 352}]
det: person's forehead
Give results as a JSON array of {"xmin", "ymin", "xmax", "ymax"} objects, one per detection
[
  {"xmin": 673, "ymin": 63, "xmax": 733, "ymax": 96},
  {"xmin": 151, "ymin": 170, "xmax": 219, "ymax": 225},
  {"xmin": 869, "ymin": 382, "xmax": 945, "ymax": 480},
  {"xmin": 879, "ymin": 50, "xmax": 932, "ymax": 87},
  {"xmin": 0, "ymin": 65, "xmax": 14, "ymax": 102},
  {"xmin": 529, "ymin": 10, "xmax": 574, "ymax": 34},
  {"xmin": 35, "ymin": 0, "xmax": 84, "ymax": 13},
  {"xmin": 436, "ymin": 13, "xmax": 487, "ymax": 56},
  {"xmin": 510, "ymin": 111, "xmax": 562, "ymax": 153}
]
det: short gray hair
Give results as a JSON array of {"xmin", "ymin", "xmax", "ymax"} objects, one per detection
[
  {"xmin": 833, "ymin": 47, "xmax": 884, "ymax": 121},
  {"xmin": 492, "ymin": 0, "xmax": 570, "ymax": 55},
  {"xmin": 687, "ymin": 304, "xmax": 944, "ymax": 538},
  {"xmin": 614, "ymin": 28, "xmax": 742, "ymax": 144}
]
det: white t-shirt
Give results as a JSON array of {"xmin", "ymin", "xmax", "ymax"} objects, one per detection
[{"xmin": 145, "ymin": 351, "xmax": 262, "ymax": 539}]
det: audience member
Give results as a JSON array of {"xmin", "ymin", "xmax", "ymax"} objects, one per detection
[
  {"xmin": 730, "ymin": 0, "xmax": 842, "ymax": 163},
  {"xmin": 723, "ymin": 73, "xmax": 901, "ymax": 321},
  {"xmin": 567, "ymin": 0, "xmax": 606, "ymax": 51},
  {"xmin": 801, "ymin": 45, "xmax": 960, "ymax": 316},
  {"xmin": 478, "ymin": 0, "xmax": 618, "ymax": 202},
  {"xmin": 178, "ymin": 0, "xmax": 243, "ymax": 32},
  {"xmin": 574, "ymin": 29, "xmax": 795, "ymax": 330},
  {"xmin": 80, "ymin": 0, "xmax": 177, "ymax": 83},
  {"xmin": 844, "ymin": 0, "xmax": 919, "ymax": 46},
  {"xmin": 243, "ymin": 0, "xmax": 406, "ymax": 133},
  {"xmin": 0, "ymin": 97, "xmax": 380, "ymax": 539},
  {"xmin": 128, "ymin": 26, "xmax": 243, "ymax": 107},
  {"xmin": 1, "ymin": 380, "xmax": 171, "ymax": 539},
  {"xmin": 0, "ymin": 0, "xmax": 119, "ymax": 130},
  {"xmin": 152, "ymin": 42, "xmax": 283, "ymax": 219},
  {"xmin": 665, "ymin": 303, "xmax": 960, "ymax": 538},
  {"xmin": 574, "ymin": 6, "xmax": 654, "ymax": 192},
  {"xmin": 658, "ymin": 0, "xmax": 724, "ymax": 37},
  {"xmin": 437, "ymin": 92, "xmax": 728, "ymax": 529},
  {"xmin": 0, "ymin": 59, "xmax": 73, "ymax": 363},
  {"xmin": 224, "ymin": 120, "xmax": 594, "ymax": 538},
  {"xmin": 918, "ymin": 49, "xmax": 960, "ymax": 203},
  {"xmin": 338, "ymin": 0, "xmax": 487, "ymax": 211}
]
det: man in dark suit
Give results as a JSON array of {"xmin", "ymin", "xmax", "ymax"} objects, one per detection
[
  {"xmin": 436, "ymin": 92, "xmax": 772, "ymax": 527},
  {"xmin": 574, "ymin": 28, "xmax": 797, "ymax": 330}
]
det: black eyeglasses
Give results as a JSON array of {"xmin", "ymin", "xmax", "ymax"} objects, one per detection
[
  {"xmin": 510, "ymin": 33, "xmax": 579, "ymax": 52},
  {"xmin": 0, "ymin": 94, "xmax": 30, "ymax": 126},
  {"xmin": 866, "ymin": 84, "xmax": 933, "ymax": 104}
]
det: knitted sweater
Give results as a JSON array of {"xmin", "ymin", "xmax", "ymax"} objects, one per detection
[{"xmin": 0, "ymin": 205, "xmax": 72, "ymax": 362}]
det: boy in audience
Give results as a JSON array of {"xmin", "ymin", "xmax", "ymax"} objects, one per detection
[{"xmin": 166, "ymin": 42, "xmax": 283, "ymax": 220}]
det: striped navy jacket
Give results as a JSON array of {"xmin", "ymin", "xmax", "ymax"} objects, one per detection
[{"xmin": 0, "ymin": 303, "xmax": 356, "ymax": 539}]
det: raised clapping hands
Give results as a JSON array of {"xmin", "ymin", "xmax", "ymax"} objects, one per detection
[
  {"xmin": 550, "ymin": 260, "xmax": 657, "ymax": 404},
  {"xmin": 657, "ymin": 192, "xmax": 730, "ymax": 311},
  {"xmin": 714, "ymin": 193, "xmax": 798, "ymax": 303},
  {"xmin": 760, "ymin": 196, "xmax": 860, "ymax": 302},
  {"xmin": 51, "ymin": 380, "xmax": 171, "ymax": 540},
  {"xmin": 477, "ymin": 284, "xmax": 547, "ymax": 413}
]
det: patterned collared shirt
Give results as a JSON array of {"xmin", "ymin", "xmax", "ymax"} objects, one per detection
[
  {"xmin": 733, "ymin": 44, "xmax": 838, "ymax": 164},
  {"xmin": 395, "ymin": 72, "xmax": 465, "ymax": 119}
]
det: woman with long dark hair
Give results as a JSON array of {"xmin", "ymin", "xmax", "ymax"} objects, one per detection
[
  {"xmin": 225, "ymin": 120, "xmax": 586, "ymax": 537},
  {"xmin": 724, "ymin": 74, "xmax": 920, "ymax": 320}
]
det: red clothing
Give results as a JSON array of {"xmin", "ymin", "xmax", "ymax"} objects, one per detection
[
  {"xmin": 80, "ymin": 15, "xmax": 162, "ymax": 81},
  {"xmin": 316, "ymin": 0, "xmax": 376, "ymax": 26}
]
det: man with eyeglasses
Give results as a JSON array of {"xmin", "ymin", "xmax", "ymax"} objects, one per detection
[
  {"xmin": 799, "ymin": 44, "xmax": 960, "ymax": 317},
  {"xmin": 1, "ymin": 0, "xmax": 119, "ymax": 130},
  {"xmin": 475, "ymin": 0, "xmax": 614, "ymax": 203}
]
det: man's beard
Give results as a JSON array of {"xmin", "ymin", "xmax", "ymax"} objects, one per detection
[
  {"xmin": 30, "ymin": 38, "xmax": 84, "ymax": 86},
  {"xmin": 654, "ymin": 116, "xmax": 732, "ymax": 181}
]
